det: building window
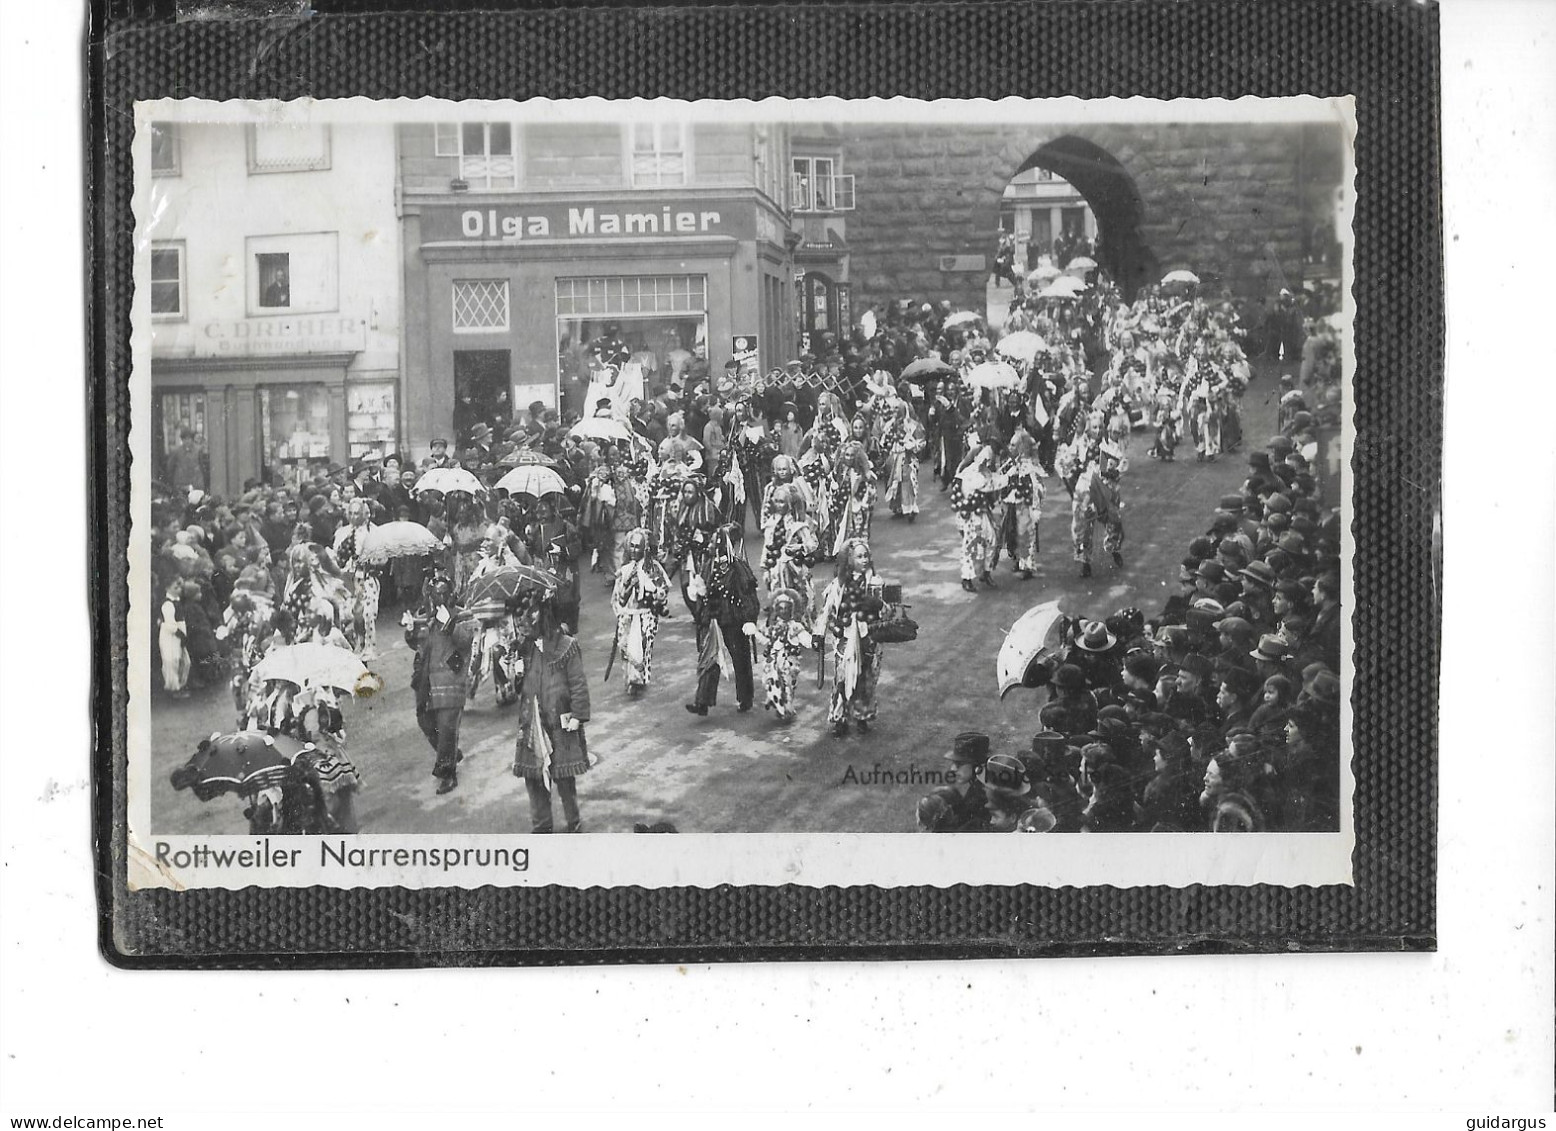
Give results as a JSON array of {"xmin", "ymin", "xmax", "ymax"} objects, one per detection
[
  {"xmin": 259, "ymin": 385, "xmax": 334, "ymax": 488},
  {"xmin": 433, "ymin": 122, "xmax": 519, "ymax": 189},
  {"xmin": 256, "ymin": 253, "xmax": 291, "ymax": 309},
  {"xmin": 149, "ymin": 242, "xmax": 185, "ymax": 320},
  {"xmin": 245, "ymin": 232, "xmax": 339, "ymax": 316},
  {"xmin": 452, "ymin": 279, "xmax": 511, "ymax": 332},
  {"xmin": 150, "ymin": 122, "xmax": 180, "ymax": 176},
  {"xmin": 628, "ymin": 122, "xmax": 688, "ymax": 188},
  {"xmin": 555, "ymin": 275, "xmax": 707, "ymax": 317},
  {"xmin": 246, "ymin": 124, "xmax": 332, "ymax": 174},
  {"xmin": 346, "ymin": 381, "xmax": 398, "ymax": 460},
  {"xmin": 555, "ymin": 275, "xmax": 709, "ymax": 418},
  {"xmin": 791, "ymin": 156, "xmax": 855, "ymax": 212}
]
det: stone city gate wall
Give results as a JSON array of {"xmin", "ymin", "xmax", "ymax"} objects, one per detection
[{"xmin": 839, "ymin": 120, "xmax": 1336, "ymax": 315}]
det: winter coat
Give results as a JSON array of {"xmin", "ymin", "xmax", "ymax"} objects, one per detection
[
  {"xmin": 413, "ymin": 612, "xmax": 478, "ymax": 711},
  {"xmin": 513, "ymin": 633, "xmax": 592, "ymax": 781}
]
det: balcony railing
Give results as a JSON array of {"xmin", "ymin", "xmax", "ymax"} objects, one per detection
[
  {"xmin": 791, "ymin": 173, "xmax": 855, "ymax": 213},
  {"xmin": 459, "ymin": 154, "xmax": 518, "ymax": 190}
]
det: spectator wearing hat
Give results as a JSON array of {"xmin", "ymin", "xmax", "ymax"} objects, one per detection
[
  {"xmin": 1046, "ymin": 663, "xmax": 1099, "ymax": 736},
  {"xmin": 1250, "ymin": 634, "xmax": 1293, "ymax": 682},
  {"xmin": 1211, "ymin": 616, "xmax": 1259, "ymax": 676},
  {"xmin": 166, "ymin": 427, "xmax": 208, "ymax": 494},
  {"xmin": 983, "ymin": 752, "xmax": 1037, "ymax": 832},
  {"xmin": 420, "ymin": 437, "xmax": 456, "ymax": 472},
  {"xmin": 1165, "ymin": 653, "xmax": 1216, "ymax": 727},
  {"xmin": 1065, "ymin": 620, "xmax": 1121, "ymax": 690},
  {"xmin": 941, "ymin": 732, "xmax": 992, "ymax": 832},
  {"xmin": 1022, "ymin": 731, "xmax": 1084, "ymax": 832}
]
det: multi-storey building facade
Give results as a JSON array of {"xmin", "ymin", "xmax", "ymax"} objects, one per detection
[
  {"xmin": 397, "ymin": 117, "xmax": 795, "ymax": 456},
  {"xmin": 145, "ymin": 120, "xmax": 402, "ymax": 496},
  {"xmin": 999, "ymin": 167, "xmax": 1098, "ymax": 272},
  {"xmin": 788, "ymin": 123, "xmax": 855, "ymax": 352}
]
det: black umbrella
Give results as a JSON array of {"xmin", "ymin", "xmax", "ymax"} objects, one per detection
[{"xmin": 899, "ymin": 357, "xmax": 957, "ymax": 385}]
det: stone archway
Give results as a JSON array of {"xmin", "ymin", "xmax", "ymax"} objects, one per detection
[{"xmin": 997, "ymin": 135, "xmax": 1159, "ymax": 300}]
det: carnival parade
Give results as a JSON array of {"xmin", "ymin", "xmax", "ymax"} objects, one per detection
[{"xmin": 152, "ymin": 257, "xmax": 1345, "ymax": 836}]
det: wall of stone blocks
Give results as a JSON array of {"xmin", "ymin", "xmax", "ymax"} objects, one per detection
[{"xmin": 838, "ymin": 120, "xmax": 1333, "ymax": 317}]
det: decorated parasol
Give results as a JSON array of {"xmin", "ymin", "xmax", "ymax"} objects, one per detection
[
  {"xmin": 356, "ymin": 520, "xmax": 443, "ymax": 566},
  {"xmin": 413, "ymin": 467, "xmax": 486, "ymax": 496},
  {"xmin": 498, "ymin": 447, "xmax": 560, "ymax": 468},
  {"xmin": 962, "ymin": 360, "xmax": 1023, "ymax": 392},
  {"xmin": 1161, "ymin": 269, "xmax": 1201, "ymax": 287},
  {"xmin": 252, "ymin": 642, "xmax": 370, "ymax": 693},
  {"xmin": 898, "ymin": 357, "xmax": 957, "ymax": 385},
  {"xmin": 942, "ymin": 311, "xmax": 984, "ymax": 330},
  {"xmin": 494, "ymin": 464, "xmax": 568, "ymax": 497},
  {"xmin": 994, "ymin": 330, "xmax": 1048, "ymax": 364},
  {"xmin": 995, "ymin": 600, "xmax": 1070, "ymax": 699},
  {"xmin": 464, "ymin": 563, "xmax": 561, "ymax": 621},
  {"xmin": 1066, "ymin": 255, "xmax": 1098, "ymax": 273},
  {"xmin": 1025, "ymin": 264, "xmax": 1062, "ymax": 288},
  {"xmin": 169, "ymin": 731, "xmax": 313, "ymax": 802}
]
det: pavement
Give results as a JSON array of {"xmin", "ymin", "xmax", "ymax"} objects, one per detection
[{"xmin": 150, "ymin": 361, "xmax": 1287, "ymax": 834}]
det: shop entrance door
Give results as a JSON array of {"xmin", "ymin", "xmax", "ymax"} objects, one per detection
[{"xmin": 453, "ymin": 350, "xmax": 511, "ymax": 443}]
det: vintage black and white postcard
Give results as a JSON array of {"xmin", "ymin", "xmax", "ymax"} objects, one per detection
[{"xmin": 94, "ymin": 3, "xmax": 1440, "ymax": 961}]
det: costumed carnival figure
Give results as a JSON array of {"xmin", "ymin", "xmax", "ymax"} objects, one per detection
[{"xmin": 610, "ymin": 528, "xmax": 671, "ymax": 697}]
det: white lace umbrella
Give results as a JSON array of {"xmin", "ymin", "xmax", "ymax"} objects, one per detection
[
  {"xmin": 413, "ymin": 467, "xmax": 486, "ymax": 496},
  {"xmin": 996, "ymin": 600, "xmax": 1069, "ymax": 699},
  {"xmin": 357, "ymin": 521, "xmax": 443, "ymax": 566},
  {"xmin": 494, "ymin": 464, "xmax": 567, "ymax": 497},
  {"xmin": 994, "ymin": 331, "xmax": 1048, "ymax": 364},
  {"xmin": 962, "ymin": 360, "xmax": 1022, "ymax": 392},
  {"xmin": 568, "ymin": 417, "xmax": 635, "ymax": 445}
]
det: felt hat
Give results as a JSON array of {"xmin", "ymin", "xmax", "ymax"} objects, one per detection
[
  {"xmin": 1030, "ymin": 730, "xmax": 1068, "ymax": 759},
  {"xmin": 1075, "ymin": 621, "xmax": 1117, "ymax": 653},
  {"xmin": 945, "ymin": 731, "xmax": 992, "ymax": 765},
  {"xmin": 1196, "ymin": 560, "xmax": 1226, "ymax": 583},
  {"xmin": 1216, "ymin": 616, "xmax": 1257, "ymax": 644},
  {"xmin": 469, "ymin": 423, "xmax": 492, "ymax": 444},
  {"xmin": 1268, "ymin": 435, "xmax": 1295, "ymax": 457},
  {"xmin": 1308, "ymin": 670, "xmax": 1341, "ymax": 705},
  {"xmin": 1238, "ymin": 561, "xmax": 1278, "ymax": 590},
  {"xmin": 1250, "ymin": 635, "xmax": 1291, "ymax": 662},
  {"xmin": 983, "ymin": 752, "xmax": 1031, "ymax": 796},
  {"xmin": 1178, "ymin": 653, "xmax": 1213, "ymax": 679},
  {"xmin": 430, "ymin": 437, "xmax": 449, "ymax": 449},
  {"xmin": 1218, "ymin": 493, "xmax": 1245, "ymax": 513},
  {"xmin": 1218, "ymin": 666, "xmax": 1260, "ymax": 696},
  {"xmin": 1278, "ymin": 531, "xmax": 1307, "ymax": 554}
]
